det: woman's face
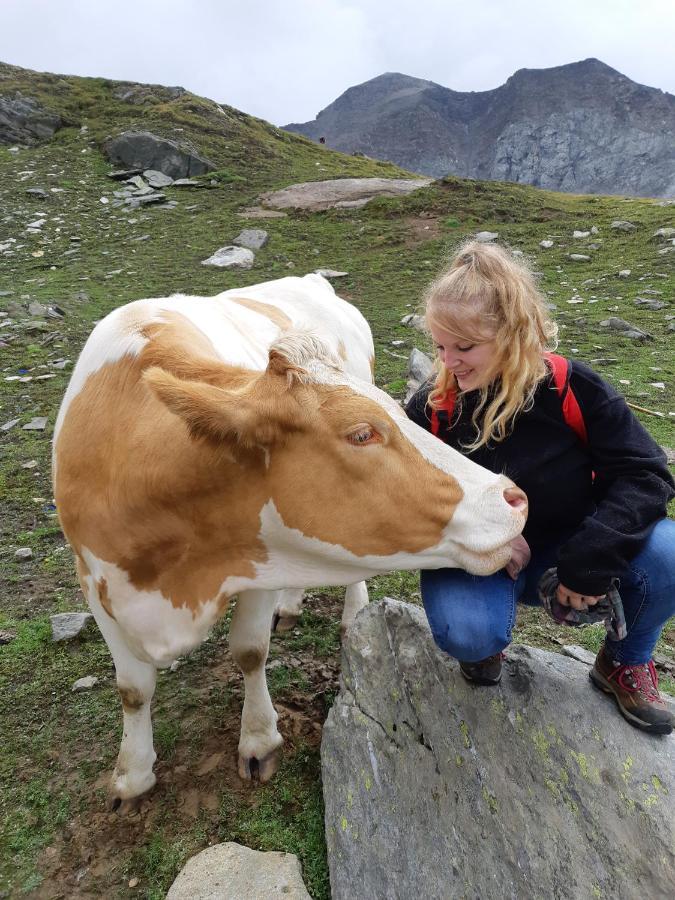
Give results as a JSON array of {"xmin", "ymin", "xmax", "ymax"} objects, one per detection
[{"xmin": 430, "ymin": 322, "xmax": 499, "ymax": 392}]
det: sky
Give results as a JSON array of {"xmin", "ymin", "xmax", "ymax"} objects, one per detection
[{"xmin": 1, "ymin": 0, "xmax": 674, "ymax": 126}]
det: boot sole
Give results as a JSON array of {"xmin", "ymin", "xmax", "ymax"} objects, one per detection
[
  {"xmin": 459, "ymin": 668, "xmax": 502, "ymax": 686},
  {"xmin": 589, "ymin": 668, "xmax": 673, "ymax": 735}
]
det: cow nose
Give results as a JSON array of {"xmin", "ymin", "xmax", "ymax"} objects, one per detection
[{"xmin": 503, "ymin": 486, "xmax": 528, "ymax": 512}]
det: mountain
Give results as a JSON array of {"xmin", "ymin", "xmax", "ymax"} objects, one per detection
[{"xmin": 284, "ymin": 59, "xmax": 675, "ymax": 198}]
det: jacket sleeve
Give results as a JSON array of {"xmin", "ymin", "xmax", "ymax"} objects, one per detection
[
  {"xmin": 404, "ymin": 382, "xmax": 433, "ymax": 432},
  {"xmin": 556, "ymin": 363, "xmax": 675, "ymax": 595}
]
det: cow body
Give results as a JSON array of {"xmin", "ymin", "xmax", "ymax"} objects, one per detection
[{"xmin": 53, "ymin": 274, "xmax": 526, "ymax": 804}]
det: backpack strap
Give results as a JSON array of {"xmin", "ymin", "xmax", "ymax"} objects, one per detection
[
  {"xmin": 543, "ymin": 352, "xmax": 588, "ymax": 446},
  {"xmin": 430, "ymin": 391, "xmax": 457, "ymax": 437}
]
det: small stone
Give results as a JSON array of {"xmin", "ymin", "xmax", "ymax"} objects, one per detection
[
  {"xmin": 561, "ymin": 645, "xmax": 596, "ymax": 666},
  {"xmin": 653, "ymin": 227, "xmax": 675, "ymax": 242},
  {"xmin": 650, "ymin": 382, "xmax": 666, "ymax": 390},
  {"xmin": 26, "ymin": 188, "xmax": 49, "ymax": 200},
  {"xmin": 572, "ymin": 230, "xmax": 590, "ymax": 238},
  {"xmin": 590, "ymin": 226, "xmax": 599, "ymax": 234},
  {"xmin": 201, "ymin": 246, "xmax": 254, "ymax": 269},
  {"xmin": 172, "ymin": 178, "xmax": 200, "ymax": 187},
  {"xmin": 611, "ymin": 221, "xmax": 637, "ymax": 231},
  {"xmin": 315, "ymin": 269, "xmax": 348, "ymax": 278},
  {"xmin": 539, "ymin": 240, "xmax": 554, "ymax": 249},
  {"xmin": 21, "ymin": 460, "xmax": 38, "ymax": 468},
  {"xmin": 618, "ymin": 269, "xmax": 631, "ymax": 278},
  {"xmin": 15, "ymin": 547, "xmax": 33, "ymax": 560},
  {"xmin": 474, "ymin": 231, "xmax": 498, "ymax": 243},
  {"xmin": 568, "ymin": 254, "xmax": 591, "ymax": 261},
  {"xmin": 128, "ymin": 877, "xmax": 139, "ymax": 889},
  {"xmin": 1, "ymin": 418, "xmax": 20, "ymax": 432},
  {"xmin": 72, "ymin": 676, "xmax": 99, "ymax": 692},
  {"xmin": 143, "ymin": 169, "xmax": 174, "ymax": 188},
  {"xmin": 0, "ymin": 630, "xmax": 17, "ymax": 644},
  {"xmin": 23, "ymin": 417, "xmax": 48, "ymax": 431},
  {"xmin": 50, "ymin": 612, "xmax": 93, "ymax": 642},
  {"xmin": 634, "ymin": 298, "xmax": 667, "ymax": 310},
  {"xmin": 232, "ymin": 228, "xmax": 268, "ymax": 250}
]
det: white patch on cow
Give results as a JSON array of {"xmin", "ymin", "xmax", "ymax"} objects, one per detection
[{"xmin": 79, "ymin": 547, "xmax": 222, "ymax": 667}]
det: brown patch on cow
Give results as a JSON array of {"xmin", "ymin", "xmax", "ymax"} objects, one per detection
[
  {"xmin": 235, "ymin": 647, "xmax": 266, "ymax": 675},
  {"xmin": 97, "ymin": 577, "xmax": 115, "ymax": 620},
  {"xmin": 404, "ymin": 214, "xmax": 441, "ymax": 247},
  {"xmin": 228, "ymin": 296, "xmax": 292, "ymax": 330},
  {"xmin": 119, "ymin": 686, "xmax": 145, "ymax": 712}
]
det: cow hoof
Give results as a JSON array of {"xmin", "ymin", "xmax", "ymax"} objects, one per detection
[
  {"xmin": 238, "ymin": 748, "xmax": 280, "ymax": 783},
  {"xmin": 108, "ymin": 769, "xmax": 156, "ymax": 809},
  {"xmin": 272, "ymin": 614, "xmax": 299, "ymax": 633}
]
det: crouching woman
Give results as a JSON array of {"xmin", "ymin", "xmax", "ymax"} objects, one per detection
[{"xmin": 406, "ymin": 240, "xmax": 675, "ymax": 734}]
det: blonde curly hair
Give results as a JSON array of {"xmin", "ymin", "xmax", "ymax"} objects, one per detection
[{"xmin": 424, "ymin": 240, "xmax": 558, "ymax": 450}]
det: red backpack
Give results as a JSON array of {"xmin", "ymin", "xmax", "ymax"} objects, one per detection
[{"xmin": 429, "ymin": 352, "xmax": 588, "ymax": 445}]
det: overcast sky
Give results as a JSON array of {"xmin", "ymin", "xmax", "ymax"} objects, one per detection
[{"xmin": 2, "ymin": 1, "xmax": 674, "ymax": 125}]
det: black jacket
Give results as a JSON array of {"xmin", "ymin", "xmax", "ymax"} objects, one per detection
[{"xmin": 405, "ymin": 361, "xmax": 674, "ymax": 595}]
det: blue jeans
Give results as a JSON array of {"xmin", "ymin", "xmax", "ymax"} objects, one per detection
[{"xmin": 420, "ymin": 518, "xmax": 675, "ymax": 665}]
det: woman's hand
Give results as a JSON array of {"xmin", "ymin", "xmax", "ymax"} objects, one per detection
[
  {"xmin": 506, "ymin": 535, "xmax": 531, "ymax": 580},
  {"xmin": 556, "ymin": 584, "xmax": 605, "ymax": 610}
]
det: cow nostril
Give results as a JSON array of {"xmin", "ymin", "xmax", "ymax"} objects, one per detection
[{"xmin": 503, "ymin": 486, "xmax": 527, "ymax": 511}]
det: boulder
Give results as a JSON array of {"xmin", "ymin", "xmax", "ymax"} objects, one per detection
[
  {"xmin": 405, "ymin": 348, "xmax": 434, "ymax": 403},
  {"xmin": 322, "ymin": 600, "xmax": 675, "ymax": 900},
  {"xmin": 103, "ymin": 131, "xmax": 215, "ymax": 180},
  {"xmin": 166, "ymin": 842, "xmax": 311, "ymax": 899},
  {"xmin": 201, "ymin": 246, "xmax": 254, "ymax": 269},
  {"xmin": 0, "ymin": 93, "xmax": 63, "ymax": 145},
  {"xmin": 599, "ymin": 317, "xmax": 653, "ymax": 340}
]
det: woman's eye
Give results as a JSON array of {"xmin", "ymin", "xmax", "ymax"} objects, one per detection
[
  {"xmin": 348, "ymin": 427, "xmax": 376, "ymax": 445},
  {"xmin": 458, "ymin": 345, "xmax": 474, "ymax": 352}
]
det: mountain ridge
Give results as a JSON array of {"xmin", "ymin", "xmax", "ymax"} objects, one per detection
[{"xmin": 284, "ymin": 58, "xmax": 675, "ymax": 198}]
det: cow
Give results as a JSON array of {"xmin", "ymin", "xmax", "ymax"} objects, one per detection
[{"xmin": 52, "ymin": 273, "xmax": 527, "ymax": 808}]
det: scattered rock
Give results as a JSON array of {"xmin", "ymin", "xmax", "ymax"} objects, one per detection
[
  {"xmin": 166, "ymin": 843, "xmax": 311, "ymax": 899},
  {"xmin": 103, "ymin": 131, "xmax": 215, "ymax": 180},
  {"xmin": 572, "ymin": 230, "xmax": 590, "ymax": 238},
  {"xmin": 618, "ymin": 269, "xmax": 631, "ymax": 278},
  {"xmin": 0, "ymin": 630, "xmax": 16, "ymax": 644},
  {"xmin": 22, "ymin": 417, "xmax": 48, "ymax": 431},
  {"xmin": 475, "ymin": 231, "xmax": 498, "ymax": 242},
  {"xmin": 172, "ymin": 178, "xmax": 201, "ymax": 187},
  {"xmin": 232, "ymin": 229, "xmax": 268, "ymax": 250},
  {"xmin": 653, "ymin": 227, "xmax": 675, "ymax": 242},
  {"xmin": 14, "ymin": 547, "xmax": 33, "ymax": 561},
  {"xmin": 201, "ymin": 246, "xmax": 255, "ymax": 269},
  {"xmin": 72, "ymin": 676, "xmax": 99, "ymax": 692},
  {"xmin": 50, "ymin": 612, "xmax": 93, "ymax": 642},
  {"xmin": 599, "ymin": 317, "xmax": 653, "ymax": 340},
  {"xmin": 315, "ymin": 269, "xmax": 348, "ymax": 279},
  {"xmin": 1, "ymin": 418, "xmax": 20, "ymax": 432},
  {"xmin": 568, "ymin": 254, "xmax": 591, "ymax": 261},
  {"xmin": 143, "ymin": 169, "xmax": 174, "ymax": 188},
  {"xmin": 539, "ymin": 240, "xmax": 554, "ymax": 248},
  {"xmin": 323, "ymin": 599, "xmax": 675, "ymax": 900},
  {"xmin": 108, "ymin": 168, "xmax": 143, "ymax": 180},
  {"xmin": 634, "ymin": 298, "xmax": 667, "ymax": 310},
  {"xmin": 610, "ymin": 221, "xmax": 637, "ymax": 231},
  {"xmin": 0, "ymin": 93, "xmax": 63, "ymax": 145},
  {"xmin": 25, "ymin": 187, "xmax": 49, "ymax": 200},
  {"xmin": 259, "ymin": 177, "xmax": 432, "ymax": 212}
]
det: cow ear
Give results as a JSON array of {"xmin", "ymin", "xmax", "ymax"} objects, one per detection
[{"xmin": 143, "ymin": 365, "xmax": 304, "ymax": 448}]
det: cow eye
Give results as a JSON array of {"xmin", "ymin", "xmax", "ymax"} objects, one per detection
[{"xmin": 347, "ymin": 426, "xmax": 378, "ymax": 446}]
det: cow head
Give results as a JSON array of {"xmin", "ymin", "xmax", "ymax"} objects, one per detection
[{"xmin": 144, "ymin": 331, "xmax": 527, "ymax": 586}]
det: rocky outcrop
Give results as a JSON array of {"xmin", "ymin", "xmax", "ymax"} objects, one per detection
[
  {"xmin": 286, "ymin": 59, "xmax": 675, "ymax": 198},
  {"xmin": 103, "ymin": 131, "xmax": 215, "ymax": 180},
  {"xmin": 259, "ymin": 177, "xmax": 432, "ymax": 211},
  {"xmin": 322, "ymin": 599, "xmax": 675, "ymax": 900},
  {"xmin": 0, "ymin": 93, "xmax": 63, "ymax": 145}
]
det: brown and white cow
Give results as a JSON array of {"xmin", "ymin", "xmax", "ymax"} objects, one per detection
[{"xmin": 53, "ymin": 274, "xmax": 526, "ymax": 806}]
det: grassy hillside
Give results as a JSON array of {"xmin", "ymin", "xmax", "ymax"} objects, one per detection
[{"xmin": 0, "ymin": 63, "xmax": 673, "ymax": 899}]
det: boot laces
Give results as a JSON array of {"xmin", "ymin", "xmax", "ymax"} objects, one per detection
[{"xmin": 613, "ymin": 660, "xmax": 661, "ymax": 703}]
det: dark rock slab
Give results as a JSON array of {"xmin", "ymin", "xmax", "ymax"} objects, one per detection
[
  {"xmin": 323, "ymin": 599, "xmax": 674, "ymax": 900},
  {"xmin": 0, "ymin": 93, "xmax": 63, "ymax": 145},
  {"xmin": 103, "ymin": 131, "xmax": 215, "ymax": 180}
]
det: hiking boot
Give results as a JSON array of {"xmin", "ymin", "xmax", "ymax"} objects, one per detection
[
  {"xmin": 459, "ymin": 653, "xmax": 503, "ymax": 685},
  {"xmin": 590, "ymin": 644, "xmax": 674, "ymax": 735}
]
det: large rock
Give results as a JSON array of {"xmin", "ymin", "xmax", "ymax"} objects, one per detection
[
  {"xmin": 201, "ymin": 246, "xmax": 254, "ymax": 269},
  {"xmin": 0, "ymin": 93, "xmax": 63, "ymax": 145},
  {"xmin": 404, "ymin": 348, "xmax": 434, "ymax": 403},
  {"xmin": 103, "ymin": 131, "xmax": 214, "ymax": 179},
  {"xmin": 322, "ymin": 599, "xmax": 674, "ymax": 900},
  {"xmin": 259, "ymin": 177, "xmax": 433, "ymax": 212},
  {"xmin": 166, "ymin": 842, "xmax": 311, "ymax": 899}
]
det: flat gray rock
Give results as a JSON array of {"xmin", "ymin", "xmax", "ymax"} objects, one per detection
[
  {"xmin": 611, "ymin": 220, "xmax": 637, "ymax": 231},
  {"xmin": 322, "ymin": 599, "xmax": 674, "ymax": 900},
  {"xmin": 475, "ymin": 230, "xmax": 499, "ymax": 242},
  {"xmin": 50, "ymin": 612, "xmax": 93, "ymax": 642},
  {"xmin": 103, "ymin": 131, "xmax": 214, "ymax": 180},
  {"xmin": 143, "ymin": 169, "xmax": 174, "ymax": 188},
  {"xmin": 232, "ymin": 228, "xmax": 268, "ymax": 250},
  {"xmin": 259, "ymin": 177, "xmax": 432, "ymax": 212},
  {"xmin": 22, "ymin": 417, "xmax": 48, "ymax": 431},
  {"xmin": 201, "ymin": 246, "xmax": 255, "ymax": 269},
  {"xmin": 166, "ymin": 842, "xmax": 311, "ymax": 899},
  {"xmin": 599, "ymin": 317, "xmax": 653, "ymax": 340}
]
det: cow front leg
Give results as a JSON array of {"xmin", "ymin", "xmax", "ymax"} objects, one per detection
[
  {"xmin": 86, "ymin": 587, "xmax": 157, "ymax": 807},
  {"xmin": 271, "ymin": 587, "xmax": 305, "ymax": 632},
  {"xmin": 230, "ymin": 589, "xmax": 283, "ymax": 782},
  {"xmin": 341, "ymin": 580, "xmax": 369, "ymax": 637}
]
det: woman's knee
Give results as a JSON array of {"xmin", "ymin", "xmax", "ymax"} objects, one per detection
[{"xmin": 429, "ymin": 618, "xmax": 510, "ymax": 662}]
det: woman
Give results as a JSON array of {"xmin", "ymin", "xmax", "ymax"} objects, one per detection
[{"xmin": 406, "ymin": 240, "xmax": 675, "ymax": 734}]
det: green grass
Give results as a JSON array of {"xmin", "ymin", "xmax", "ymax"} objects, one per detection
[{"xmin": 0, "ymin": 59, "xmax": 673, "ymax": 898}]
